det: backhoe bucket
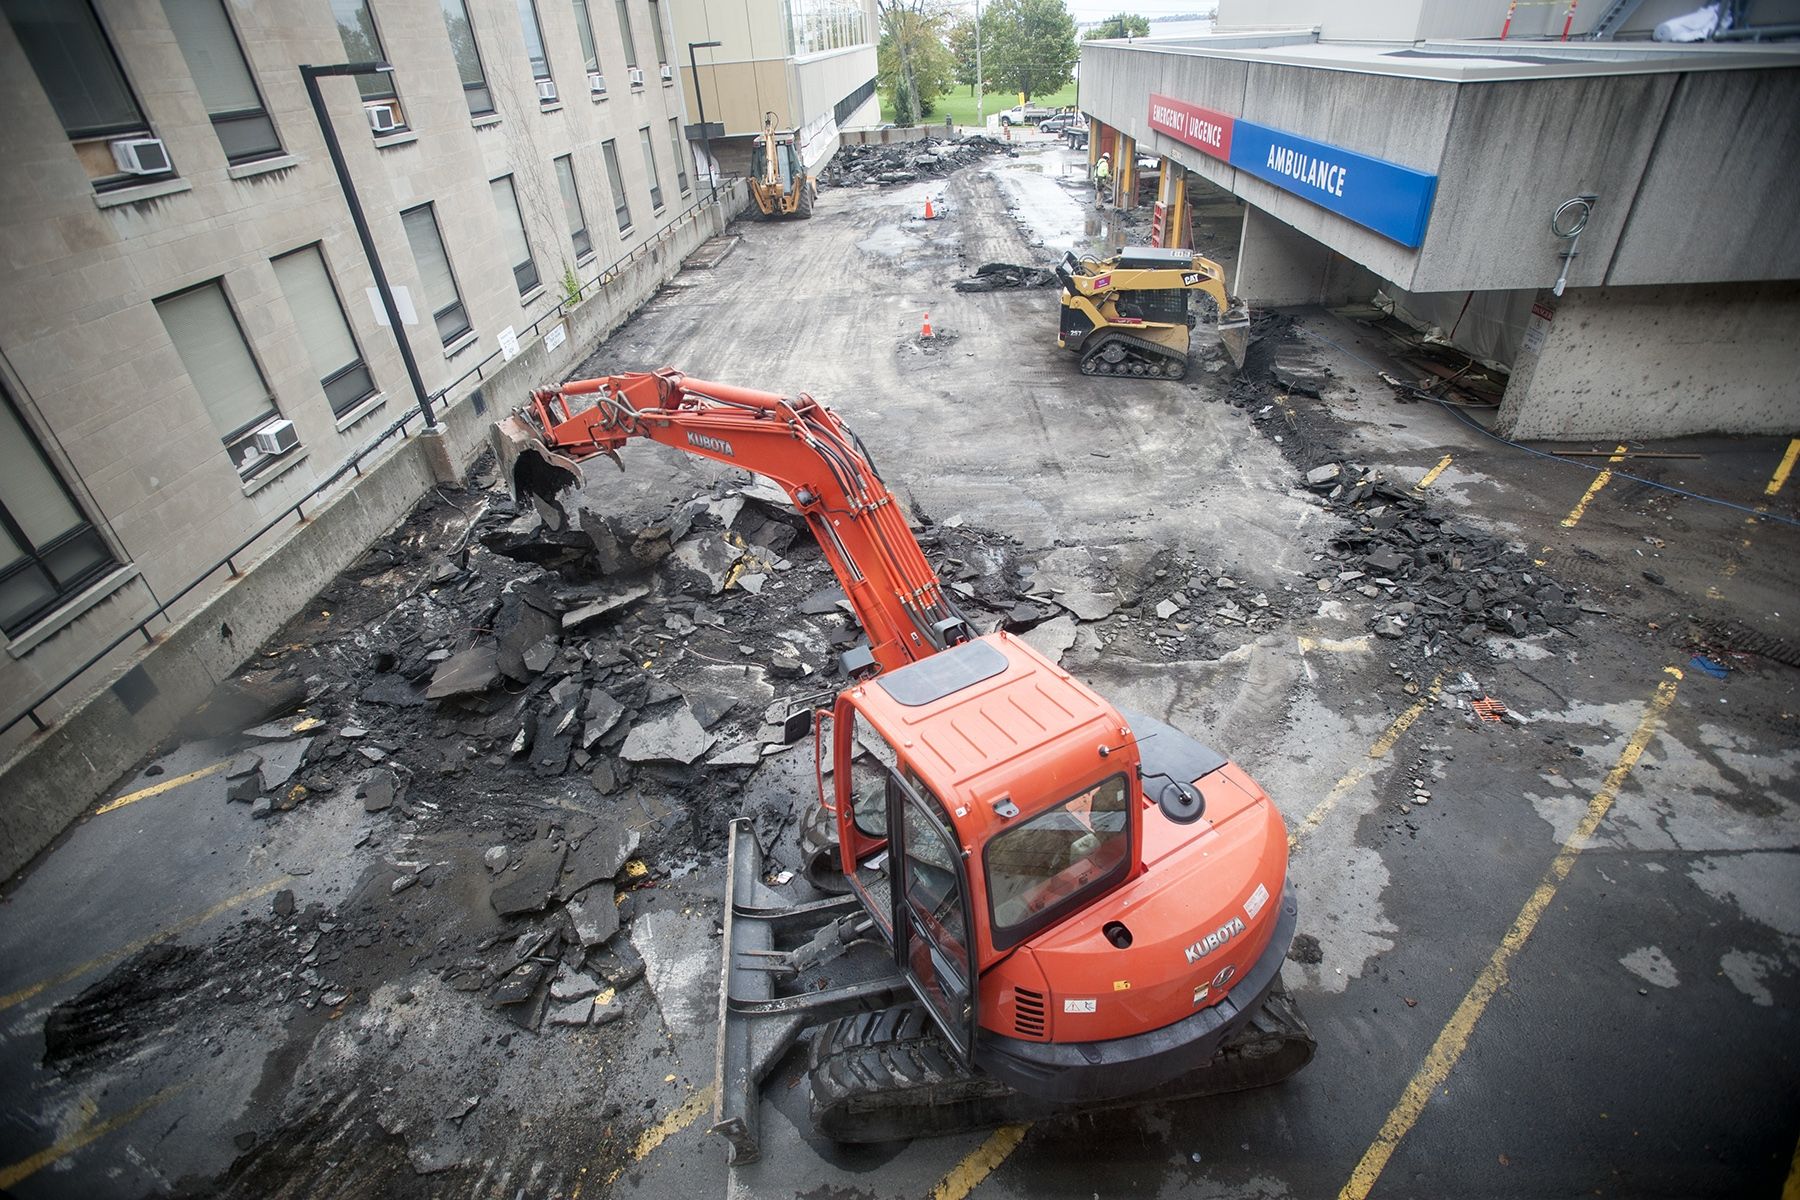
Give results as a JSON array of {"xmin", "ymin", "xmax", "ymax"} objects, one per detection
[
  {"xmin": 490, "ymin": 413, "xmax": 583, "ymax": 529},
  {"xmin": 1217, "ymin": 304, "xmax": 1251, "ymax": 372}
]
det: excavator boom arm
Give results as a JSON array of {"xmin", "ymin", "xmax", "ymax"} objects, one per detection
[{"xmin": 510, "ymin": 369, "xmax": 964, "ymax": 674}]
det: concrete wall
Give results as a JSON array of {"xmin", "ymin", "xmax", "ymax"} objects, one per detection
[
  {"xmin": 673, "ymin": 0, "xmax": 879, "ymax": 137},
  {"xmin": 1496, "ymin": 280, "xmax": 1800, "ymax": 439},
  {"xmin": 0, "ymin": 178, "xmax": 749, "ymax": 877},
  {"xmin": 0, "ymin": 0, "xmax": 694, "ymax": 749},
  {"xmin": 1234, "ymin": 203, "xmax": 1381, "ymax": 306}
]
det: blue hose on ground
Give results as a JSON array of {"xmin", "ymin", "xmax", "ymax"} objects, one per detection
[{"xmin": 1290, "ymin": 325, "xmax": 1800, "ymax": 532}]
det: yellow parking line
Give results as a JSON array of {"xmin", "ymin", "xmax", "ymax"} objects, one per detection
[
  {"xmin": 0, "ymin": 875, "xmax": 291, "ymax": 1013},
  {"xmin": 0, "ymin": 1084, "xmax": 188, "ymax": 1189},
  {"xmin": 1783, "ymin": 1127, "xmax": 1800, "ymax": 1200},
  {"xmin": 1290, "ymin": 675, "xmax": 1443, "ymax": 851},
  {"xmin": 1338, "ymin": 666, "xmax": 1682, "ymax": 1200},
  {"xmin": 1766, "ymin": 438, "xmax": 1799, "ymax": 497},
  {"xmin": 932, "ymin": 1124, "xmax": 1030, "ymax": 1200},
  {"xmin": 1414, "ymin": 455, "xmax": 1453, "ymax": 492},
  {"xmin": 595, "ymin": 1084, "xmax": 715, "ymax": 1190},
  {"xmin": 93, "ymin": 760, "xmax": 229, "ymax": 816},
  {"xmin": 1560, "ymin": 444, "xmax": 1627, "ymax": 528}
]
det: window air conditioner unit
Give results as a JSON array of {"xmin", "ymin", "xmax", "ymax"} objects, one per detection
[
  {"xmin": 110, "ymin": 137, "xmax": 171, "ymax": 175},
  {"xmin": 254, "ymin": 419, "xmax": 299, "ymax": 457},
  {"xmin": 589, "ymin": 71, "xmax": 607, "ymax": 95},
  {"xmin": 537, "ymin": 79, "xmax": 559, "ymax": 103},
  {"xmin": 660, "ymin": 64, "xmax": 673, "ymax": 82},
  {"xmin": 628, "ymin": 66, "xmax": 645, "ymax": 87},
  {"xmin": 366, "ymin": 104, "xmax": 398, "ymax": 133}
]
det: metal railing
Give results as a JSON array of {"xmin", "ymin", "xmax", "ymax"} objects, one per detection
[{"xmin": 1, "ymin": 183, "xmax": 742, "ymax": 742}]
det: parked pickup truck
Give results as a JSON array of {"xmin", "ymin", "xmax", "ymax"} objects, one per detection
[{"xmin": 996, "ymin": 104, "xmax": 1055, "ymax": 127}]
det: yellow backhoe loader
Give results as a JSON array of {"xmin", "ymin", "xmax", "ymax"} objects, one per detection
[{"xmin": 749, "ymin": 112, "xmax": 816, "ymax": 219}]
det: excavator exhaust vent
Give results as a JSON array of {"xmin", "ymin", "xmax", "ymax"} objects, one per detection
[{"xmin": 1013, "ymin": 988, "xmax": 1046, "ymax": 1038}]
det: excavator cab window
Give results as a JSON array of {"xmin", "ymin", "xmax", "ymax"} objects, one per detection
[
  {"xmin": 848, "ymin": 711, "xmax": 894, "ymax": 837},
  {"xmin": 984, "ymin": 773, "xmax": 1132, "ymax": 951}
]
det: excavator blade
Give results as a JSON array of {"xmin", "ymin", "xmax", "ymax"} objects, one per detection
[
  {"xmin": 490, "ymin": 414, "xmax": 584, "ymax": 530},
  {"xmin": 1217, "ymin": 304, "xmax": 1251, "ymax": 372}
]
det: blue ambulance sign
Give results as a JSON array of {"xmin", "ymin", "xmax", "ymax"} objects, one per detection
[{"xmin": 1228, "ymin": 119, "xmax": 1438, "ymax": 248}]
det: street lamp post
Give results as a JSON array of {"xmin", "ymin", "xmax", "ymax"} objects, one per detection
[
  {"xmin": 299, "ymin": 61, "xmax": 435, "ymax": 430},
  {"xmin": 687, "ymin": 40, "xmax": 722, "ymax": 201}
]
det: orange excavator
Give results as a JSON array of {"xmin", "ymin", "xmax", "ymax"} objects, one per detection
[{"xmin": 492, "ymin": 369, "xmax": 1314, "ymax": 1160}]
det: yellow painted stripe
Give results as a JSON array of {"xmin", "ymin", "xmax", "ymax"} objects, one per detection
[
  {"xmin": 599, "ymin": 1084, "xmax": 715, "ymax": 1188},
  {"xmin": 1782, "ymin": 1127, "xmax": 1800, "ymax": 1200},
  {"xmin": 1559, "ymin": 444, "xmax": 1627, "ymax": 528},
  {"xmin": 0, "ymin": 875, "xmax": 291, "ymax": 1012},
  {"xmin": 1414, "ymin": 454, "xmax": 1453, "ymax": 492},
  {"xmin": 0, "ymin": 1084, "xmax": 187, "ymax": 1189},
  {"xmin": 1289, "ymin": 675, "xmax": 1443, "ymax": 851},
  {"xmin": 94, "ymin": 760, "xmax": 228, "ymax": 816},
  {"xmin": 1338, "ymin": 667, "xmax": 1682, "ymax": 1200},
  {"xmin": 1766, "ymin": 438, "xmax": 1800, "ymax": 497},
  {"xmin": 931, "ymin": 1124, "xmax": 1030, "ymax": 1200}
]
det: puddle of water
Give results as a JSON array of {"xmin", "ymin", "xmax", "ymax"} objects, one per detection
[
  {"xmin": 986, "ymin": 158, "xmax": 1093, "ymax": 257},
  {"xmin": 857, "ymin": 224, "xmax": 917, "ymax": 258}
]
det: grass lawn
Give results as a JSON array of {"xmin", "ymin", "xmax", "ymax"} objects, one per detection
[{"xmin": 880, "ymin": 83, "xmax": 1080, "ymax": 127}]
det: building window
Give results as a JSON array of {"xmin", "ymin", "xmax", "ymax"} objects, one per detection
[
  {"xmin": 667, "ymin": 117, "xmax": 689, "ymax": 195},
  {"xmin": 515, "ymin": 0, "xmax": 551, "ymax": 83},
  {"xmin": 2, "ymin": 0, "xmax": 146, "ymax": 140},
  {"xmin": 272, "ymin": 245, "xmax": 378, "ymax": 417},
  {"xmin": 555, "ymin": 156, "xmax": 592, "ymax": 261},
  {"xmin": 613, "ymin": 0, "xmax": 636, "ymax": 68},
  {"xmin": 162, "ymin": 0, "xmax": 280, "ymax": 164},
  {"xmin": 490, "ymin": 175, "xmax": 541, "ymax": 294},
  {"xmin": 0, "ymin": 385, "xmax": 116, "ymax": 637},
  {"xmin": 572, "ymin": 0, "xmax": 600, "ymax": 73},
  {"xmin": 401, "ymin": 204, "xmax": 471, "ymax": 344},
  {"xmin": 783, "ymin": 0, "xmax": 867, "ymax": 55},
  {"xmin": 638, "ymin": 125, "xmax": 663, "ymax": 211},
  {"xmin": 154, "ymin": 281, "xmax": 284, "ymax": 476},
  {"xmin": 647, "ymin": 0, "xmax": 668, "ymax": 67},
  {"xmin": 602, "ymin": 138, "xmax": 631, "ymax": 231},
  {"xmin": 328, "ymin": 0, "xmax": 406, "ymax": 132},
  {"xmin": 439, "ymin": 0, "xmax": 494, "ymax": 117}
]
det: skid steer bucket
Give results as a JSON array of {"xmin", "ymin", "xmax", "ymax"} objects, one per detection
[
  {"xmin": 712, "ymin": 818, "xmax": 907, "ymax": 1164},
  {"xmin": 1217, "ymin": 304, "xmax": 1251, "ymax": 372},
  {"xmin": 490, "ymin": 413, "xmax": 584, "ymax": 529}
]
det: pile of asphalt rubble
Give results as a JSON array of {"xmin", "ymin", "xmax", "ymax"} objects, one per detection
[{"xmin": 818, "ymin": 133, "xmax": 1013, "ymax": 188}]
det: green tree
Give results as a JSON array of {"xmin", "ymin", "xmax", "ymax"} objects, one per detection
[
  {"xmin": 980, "ymin": 0, "xmax": 1077, "ymax": 103},
  {"xmin": 878, "ymin": 0, "xmax": 955, "ymax": 124},
  {"xmin": 1082, "ymin": 12, "xmax": 1149, "ymax": 39},
  {"xmin": 947, "ymin": 15, "xmax": 981, "ymax": 95}
]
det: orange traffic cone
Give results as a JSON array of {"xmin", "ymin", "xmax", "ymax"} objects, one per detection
[
  {"xmin": 921, "ymin": 312, "xmax": 932, "ymax": 338},
  {"xmin": 924, "ymin": 196, "xmax": 934, "ymax": 219}
]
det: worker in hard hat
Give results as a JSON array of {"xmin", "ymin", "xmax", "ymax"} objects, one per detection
[{"xmin": 1093, "ymin": 152, "xmax": 1112, "ymax": 207}]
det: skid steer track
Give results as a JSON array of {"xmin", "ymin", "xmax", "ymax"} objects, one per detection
[
  {"xmin": 808, "ymin": 982, "xmax": 1316, "ymax": 1143},
  {"xmin": 1079, "ymin": 331, "xmax": 1189, "ymax": 379}
]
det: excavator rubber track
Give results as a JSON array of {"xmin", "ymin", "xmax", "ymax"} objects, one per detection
[
  {"xmin": 1078, "ymin": 331, "xmax": 1189, "ymax": 379},
  {"xmin": 808, "ymin": 982, "xmax": 1316, "ymax": 1143}
]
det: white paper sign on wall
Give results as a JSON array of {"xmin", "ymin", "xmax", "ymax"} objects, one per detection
[
  {"xmin": 544, "ymin": 323, "xmax": 567, "ymax": 353},
  {"xmin": 498, "ymin": 325, "xmax": 521, "ymax": 361}
]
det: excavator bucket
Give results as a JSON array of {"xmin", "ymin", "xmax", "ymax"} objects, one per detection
[
  {"xmin": 1217, "ymin": 304, "xmax": 1251, "ymax": 372},
  {"xmin": 490, "ymin": 413, "xmax": 584, "ymax": 529}
]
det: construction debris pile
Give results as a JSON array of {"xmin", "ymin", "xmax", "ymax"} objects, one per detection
[
  {"xmin": 819, "ymin": 134, "xmax": 1013, "ymax": 188},
  {"xmin": 953, "ymin": 262, "xmax": 1059, "ymax": 292}
]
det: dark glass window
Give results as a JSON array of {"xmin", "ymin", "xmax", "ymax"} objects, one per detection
[
  {"xmin": 602, "ymin": 138, "xmax": 631, "ymax": 231},
  {"xmin": 2, "ymin": 0, "xmax": 146, "ymax": 139},
  {"xmin": 985, "ymin": 773, "xmax": 1131, "ymax": 949},
  {"xmin": 439, "ymin": 0, "xmax": 494, "ymax": 116},
  {"xmin": 272, "ymin": 244, "xmax": 378, "ymax": 417},
  {"xmin": 163, "ymin": 0, "xmax": 281, "ymax": 162},
  {"xmin": 154, "ymin": 280, "xmax": 284, "ymax": 475},
  {"xmin": 401, "ymin": 204, "xmax": 472, "ymax": 344},
  {"xmin": 0, "ymin": 385, "xmax": 117, "ymax": 636}
]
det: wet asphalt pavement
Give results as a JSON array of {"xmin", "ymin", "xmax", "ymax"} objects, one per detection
[{"xmin": 1, "ymin": 130, "xmax": 1796, "ymax": 1199}]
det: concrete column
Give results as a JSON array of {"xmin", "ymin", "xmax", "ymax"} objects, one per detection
[
  {"xmin": 1232, "ymin": 203, "xmax": 1377, "ymax": 307},
  {"xmin": 1116, "ymin": 133, "xmax": 1137, "ymax": 210},
  {"xmin": 1153, "ymin": 160, "xmax": 1187, "ymax": 248},
  {"xmin": 1497, "ymin": 281, "xmax": 1800, "ymax": 440}
]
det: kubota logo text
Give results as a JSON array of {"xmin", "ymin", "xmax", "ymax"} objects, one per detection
[
  {"xmin": 687, "ymin": 431, "xmax": 735, "ymax": 457},
  {"xmin": 1183, "ymin": 916, "xmax": 1245, "ymax": 963}
]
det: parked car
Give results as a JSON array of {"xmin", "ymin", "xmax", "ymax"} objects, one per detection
[{"xmin": 1039, "ymin": 113, "xmax": 1084, "ymax": 135}]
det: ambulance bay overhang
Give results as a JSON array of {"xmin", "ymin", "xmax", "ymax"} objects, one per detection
[{"xmin": 1077, "ymin": 35, "xmax": 1800, "ymax": 297}]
